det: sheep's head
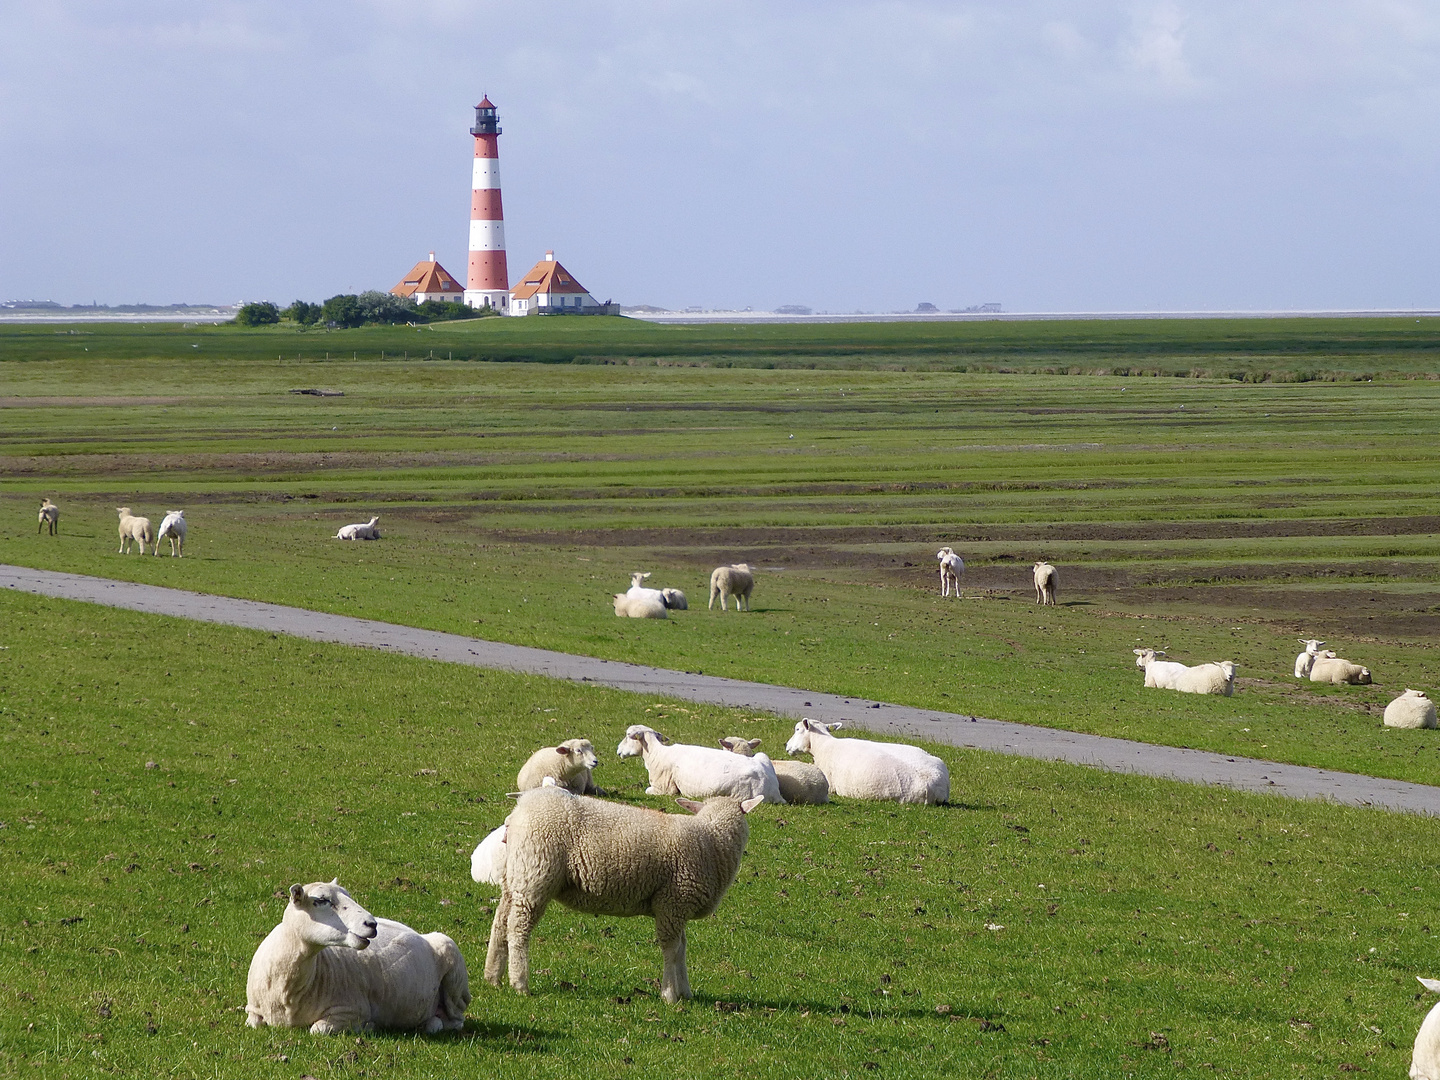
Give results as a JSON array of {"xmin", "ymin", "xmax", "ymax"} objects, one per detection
[
  {"xmin": 936, "ymin": 547, "xmax": 953, "ymax": 561},
  {"xmin": 116, "ymin": 507, "xmax": 132, "ymax": 518},
  {"xmin": 718, "ymin": 736, "xmax": 762, "ymax": 757},
  {"xmin": 1358, "ymin": 667, "xmax": 1373, "ymax": 684},
  {"xmin": 1133, "ymin": 648, "xmax": 1165, "ymax": 667},
  {"xmin": 630, "ymin": 572, "xmax": 652, "ymax": 589},
  {"xmin": 1216, "ymin": 661, "xmax": 1237, "ymax": 681},
  {"xmin": 785, "ymin": 718, "xmax": 839, "ymax": 756},
  {"xmin": 555, "ymin": 738, "xmax": 599, "ymax": 773},
  {"xmin": 1298, "ymin": 639, "xmax": 1326, "ymax": 654},
  {"xmin": 616, "ymin": 724, "xmax": 665, "ymax": 758},
  {"xmin": 284, "ymin": 880, "xmax": 378, "ymax": 951}
]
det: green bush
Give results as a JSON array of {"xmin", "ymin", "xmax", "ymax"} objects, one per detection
[{"xmin": 233, "ymin": 301, "xmax": 279, "ymax": 326}]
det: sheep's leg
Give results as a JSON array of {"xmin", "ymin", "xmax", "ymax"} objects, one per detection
[
  {"xmin": 656, "ymin": 916, "xmax": 690, "ymax": 1003},
  {"xmin": 309, "ymin": 1009, "xmax": 363, "ymax": 1035},
  {"xmin": 483, "ymin": 891, "xmax": 512, "ymax": 987},
  {"xmin": 506, "ymin": 896, "xmax": 548, "ymax": 995}
]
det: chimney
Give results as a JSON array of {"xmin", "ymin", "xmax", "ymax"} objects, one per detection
[
  {"xmin": 428, "ymin": 251, "xmax": 435, "ymax": 262},
  {"xmin": 545, "ymin": 250, "xmax": 554, "ymax": 261}
]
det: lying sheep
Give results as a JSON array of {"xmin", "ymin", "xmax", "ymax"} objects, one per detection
[
  {"xmin": 116, "ymin": 507, "xmax": 153, "ymax": 555},
  {"xmin": 661, "ymin": 588, "xmax": 687, "ymax": 610},
  {"xmin": 785, "ymin": 718, "xmax": 949, "ymax": 804},
  {"xmin": 708, "ymin": 564, "xmax": 754, "ymax": 611},
  {"xmin": 614, "ymin": 591, "xmax": 668, "ymax": 618},
  {"xmin": 936, "ymin": 547, "xmax": 964, "ymax": 597},
  {"xmin": 1132, "ymin": 649, "xmax": 1237, "ymax": 696},
  {"xmin": 1414, "ymin": 977, "xmax": 1440, "ymax": 1080},
  {"xmin": 483, "ymin": 785, "xmax": 763, "ymax": 1003},
  {"xmin": 719, "ymin": 735, "xmax": 829, "ymax": 804},
  {"xmin": 1385, "ymin": 689, "xmax": 1437, "ymax": 730},
  {"xmin": 617, "ymin": 724, "xmax": 783, "ymax": 803},
  {"xmin": 1032, "ymin": 561, "xmax": 1058, "ymax": 605},
  {"xmin": 471, "ymin": 778, "xmax": 563, "ymax": 886},
  {"xmin": 155, "ymin": 510, "xmax": 186, "ymax": 557},
  {"xmin": 516, "ymin": 738, "xmax": 601, "ymax": 794},
  {"xmin": 1293, "ymin": 639, "xmax": 1327, "ymax": 679},
  {"xmin": 246, "ymin": 879, "xmax": 469, "ymax": 1034},
  {"xmin": 37, "ymin": 498, "xmax": 59, "ymax": 536},
  {"xmin": 1310, "ymin": 654, "xmax": 1372, "ymax": 685},
  {"xmin": 335, "ymin": 516, "xmax": 381, "ymax": 541}
]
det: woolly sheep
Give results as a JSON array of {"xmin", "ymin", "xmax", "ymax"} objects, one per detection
[
  {"xmin": 784, "ymin": 718, "xmax": 949, "ymax": 804},
  {"xmin": 936, "ymin": 547, "xmax": 964, "ymax": 597},
  {"xmin": 483, "ymin": 785, "xmax": 763, "ymax": 1003},
  {"xmin": 661, "ymin": 588, "xmax": 688, "ymax": 610},
  {"xmin": 1032, "ymin": 561, "xmax": 1058, "ymax": 605},
  {"xmin": 471, "ymin": 778, "xmax": 562, "ymax": 886},
  {"xmin": 245, "ymin": 879, "xmax": 469, "ymax": 1034},
  {"xmin": 708, "ymin": 563, "xmax": 754, "ymax": 611},
  {"xmin": 116, "ymin": 507, "xmax": 153, "ymax": 555},
  {"xmin": 617, "ymin": 724, "xmax": 783, "ymax": 803},
  {"xmin": 334, "ymin": 516, "xmax": 381, "ymax": 541},
  {"xmin": 1309, "ymin": 655, "xmax": 1372, "ymax": 685},
  {"xmin": 155, "ymin": 510, "xmax": 186, "ymax": 557},
  {"xmin": 613, "ymin": 591, "xmax": 668, "ymax": 618},
  {"xmin": 1293, "ymin": 639, "xmax": 1327, "ymax": 679},
  {"xmin": 718, "ymin": 735, "xmax": 829, "ymax": 804},
  {"xmin": 516, "ymin": 738, "xmax": 601, "ymax": 794},
  {"xmin": 1413, "ymin": 977, "xmax": 1440, "ymax": 1079},
  {"xmin": 1132, "ymin": 649, "xmax": 1236, "ymax": 696},
  {"xmin": 37, "ymin": 498, "xmax": 59, "ymax": 536},
  {"xmin": 1385, "ymin": 689, "xmax": 1437, "ymax": 730}
]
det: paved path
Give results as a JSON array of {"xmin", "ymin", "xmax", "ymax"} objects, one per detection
[{"xmin": 5, "ymin": 563, "xmax": 1438, "ymax": 816}]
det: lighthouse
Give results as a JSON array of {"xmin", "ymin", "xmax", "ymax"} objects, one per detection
[{"xmin": 464, "ymin": 97, "xmax": 509, "ymax": 311}]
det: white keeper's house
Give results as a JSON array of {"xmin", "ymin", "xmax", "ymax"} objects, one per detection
[
  {"xmin": 508, "ymin": 251, "xmax": 608, "ymax": 315},
  {"xmin": 390, "ymin": 253, "xmax": 465, "ymax": 304}
]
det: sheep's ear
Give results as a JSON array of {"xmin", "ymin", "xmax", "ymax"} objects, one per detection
[
  {"xmin": 739, "ymin": 796, "xmax": 764, "ymax": 814},
  {"xmin": 1133, "ymin": 649, "xmax": 1145, "ymax": 656},
  {"xmin": 675, "ymin": 798, "xmax": 702, "ymax": 814},
  {"xmin": 1420, "ymin": 977, "xmax": 1440, "ymax": 994},
  {"xmin": 289, "ymin": 883, "xmax": 306, "ymax": 904},
  {"xmin": 328, "ymin": 877, "xmax": 339, "ymax": 886},
  {"xmin": 717, "ymin": 738, "xmax": 731, "ymax": 749},
  {"xmin": 748, "ymin": 739, "xmax": 762, "ymax": 750},
  {"xmin": 506, "ymin": 790, "xmax": 525, "ymax": 799},
  {"xmin": 826, "ymin": 722, "xmax": 842, "ymax": 731},
  {"xmin": 555, "ymin": 745, "xmax": 572, "ymax": 756}
]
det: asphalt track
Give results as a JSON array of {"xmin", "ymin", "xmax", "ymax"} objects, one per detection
[{"xmin": 5, "ymin": 563, "xmax": 1437, "ymax": 816}]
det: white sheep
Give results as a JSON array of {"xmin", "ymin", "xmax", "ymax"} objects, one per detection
[
  {"xmin": 1385, "ymin": 689, "xmax": 1437, "ymax": 730},
  {"xmin": 613, "ymin": 572, "xmax": 685, "ymax": 619},
  {"xmin": 154, "ymin": 510, "xmax": 187, "ymax": 557},
  {"xmin": 334, "ymin": 516, "xmax": 381, "ymax": 541},
  {"xmin": 1032, "ymin": 561, "xmax": 1058, "ymax": 605},
  {"xmin": 1293, "ymin": 639, "xmax": 1327, "ymax": 678},
  {"xmin": 471, "ymin": 824, "xmax": 508, "ymax": 885},
  {"xmin": 708, "ymin": 563, "xmax": 754, "ymax": 611},
  {"xmin": 718, "ymin": 736, "xmax": 829, "ymax": 804},
  {"xmin": 482, "ymin": 785, "xmax": 763, "ymax": 1003},
  {"xmin": 116, "ymin": 507, "xmax": 153, "ymax": 555},
  {"xmin": 936, "ymin": 547, "xmax": 964, "ymax": 597},
  {"xmin": 1309, "ymin": 654, "xmax": 1372, "ymax": 685},
  {"xmin": 245, "ymin": 880, "xmax": 469, "ymax": 1034},
  {"xmin": 37, "ymin": 498, "xmax": 59, "ymax": 536},
  {"xmin": 516, "ymin": 738, "xmax": 601, "ymax": 794},
  {"xmin": 1132, "ymin": 648, "xmax": 1236, "ymax": 696},
  {"xmin": 617, "ymin": 724, "xmax": 783, "ymax": 803},
  {"xmin": 1414, "ymin": 977, "xmax": 1440, "ymax": 1079},
  {"xmin": 784, "ymin": 718, "xmax": 949, "ymax": 804},
  {"xmin": 661, "ymin": 588, "xmax": 688, "ymax": 610}
]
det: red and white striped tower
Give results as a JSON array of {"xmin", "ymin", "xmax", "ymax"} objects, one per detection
[{"xmin": 464, "ymin": 96, "xmax": 509, "ymax": 311}]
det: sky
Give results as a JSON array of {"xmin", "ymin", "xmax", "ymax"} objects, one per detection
[{"xmin": 1, "ymin": 1, "xmax": 1438, "ymax": 312}]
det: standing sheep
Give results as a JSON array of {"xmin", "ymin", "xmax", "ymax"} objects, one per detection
[
  {"xmin": 334, "ymin": 516, "xmax": 381, "ymax": 541},
  {"xmin": 617, "ymin": 725, "xmax": 783, "ymax": 803},
  {"xmin": 718, "ymin": 735, "xmax": 829, "ymax": 804},
  {"xmin": 708, "ymin": 564, "xmax": 755, "ymax": 611},
  {"xmin": 116, "ymin": 508, "xmax": 153, "ymax": 555},
  {"xmin": 1384, "ymin": 689, "xmax": 1437, "ymax": 730},
  {"xmin": 246, "ymin": 879, "xmax": 469, "ymax": 1034},
  {"xmin": 1032, "ymin": 561, "xmax": 1058, "ymax": 605},
  {"xmin": 1309, "ymin": 655, "xmax": 1372, "ymax": 685},
  {"xmin": 785, "ymin": 718, "xmax": 949, "ymax": 804},
  {"xmin": 37, "ymin": 498, "xmax": 59, "ymax": 536},
  {"xmin": 516, "ymin": 738, "xmax": 601, "ymax": 794},
  {"xmin": 155, "ymin": 510, "xmax": 186, "ymax": 557},
  {"xmin": 483, "ymin": 785, "xmax": 763, "ymax": 1003},
  {"xmin": 1293, "ymin": 639, "xmax": 1327, "ymax": 679},
  {"xmin": 936, "ymin": 547, "xmax": 964, "ymax": 597}
]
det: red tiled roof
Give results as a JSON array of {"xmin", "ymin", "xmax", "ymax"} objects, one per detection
[
  {"xmin": 477, "ymin": 96, "xmax": 496, "ymax": 110},
  {"xmin": 509, "ymin": 256, "xmax": 590, "ymax": 301},
  {"xmin": 390, "ymin": 258, "xmax": 464, "ymax": 298}
]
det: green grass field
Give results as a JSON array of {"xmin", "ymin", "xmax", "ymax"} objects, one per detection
[{"xmin": 3, "ymin": 318, "xmax": 1440, "ymax": 1076}]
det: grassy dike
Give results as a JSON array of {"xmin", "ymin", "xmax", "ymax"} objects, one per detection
[{"xmin": 2, "ymin": 591, "xmax": 1437, "ymax": 1078}]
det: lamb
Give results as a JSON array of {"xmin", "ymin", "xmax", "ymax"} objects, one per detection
[
  {"xmin": 516, "ymin": 738, "xmax": 601, "ymax": 794},
  {"xmin": 617, "ymin": 724, "xmax": 783, "ymax": 803},
  {"xmin": 718, "ymin": 735, "xmax": 829, "ymax": 804},
  {"xmin": 245, "ymin": 879, "xmax": 469, "ymax": 1035},
  {"xmin": 613, "ymin": 590, "xmax": 669, "ymax": 618},
  {"xmin": 661, "ymin": 588, "xmax": 688, "ymax": 610},
  {"xmin": 1309, "ymin": 654, "xmax": 1372, "ymax": 685},
  {"xmin": 1413, "ymin": 977, "xmax": 1440, "ymax": 1079},
  {"xmin": 334, "ymin": 516, "xmax": 381, "ymax": 541},
  {"xmin": 154, "ymin": 510, "xmax": 186, "ymax": 557},
  {"xmin": 708, "ymin": 563, "xmax": 754, "ymax": 611},
  {"xmin": 1385, "ymin": 689, "xmax": 1437, "ymax": 730},
  {"xmin": 37, "ymin": 498, "xmax": 59, "ymax": 536},
  {"xmin": 1032, "ymin": 561, "xmax": 1058, "ymax": 605},
  {"xmin": 483, "ymin": 785, "xmax": 763, "ymax": 1003},
  {"xmin": 936, "ymin": 547, "xmax": 964, "ymax": 597},
  {"xmin": 1293, "ymin": 639, "xmax": 1327, "ymax": 679},
  {"xmin": 1132, "ymin": 648, "xmax": 1236, "ymax": 696},
  {"xmin": 116, "ymin": 507, "xmax": 153, "ymax": 555},
  {"xmin": 784, "ymin": 718, "xmax": 949, "ymax": 804}
]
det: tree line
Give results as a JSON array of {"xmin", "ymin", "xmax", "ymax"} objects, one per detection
[{"xmin": 234, "ymin": 291, "xmax": 500, "ymax": 328}]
